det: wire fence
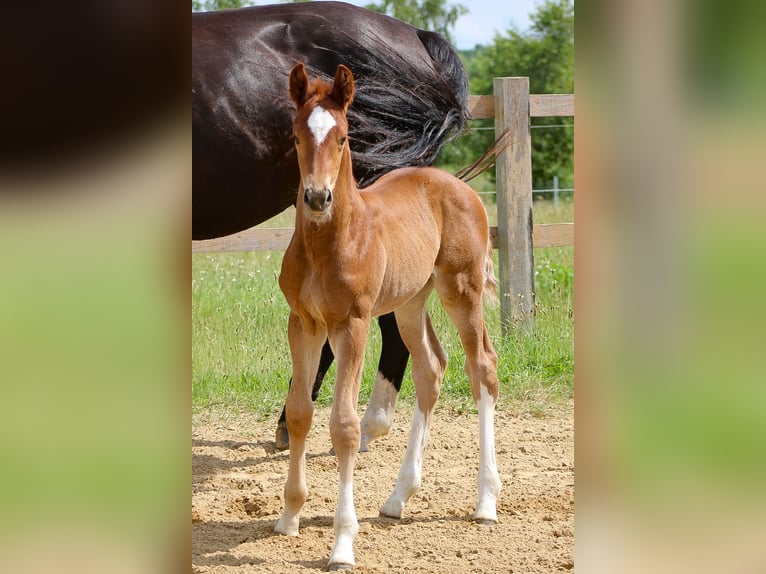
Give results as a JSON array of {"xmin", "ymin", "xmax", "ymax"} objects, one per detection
[
  {"xmin": 465, "ymin": 122, "xmax": 574, "ymax": 199},
  {"xmin": 471, "ymin": 124, "xmax": 574, "ymax": 131}
]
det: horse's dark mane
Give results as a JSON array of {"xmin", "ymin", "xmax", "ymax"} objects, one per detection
[{"xmin": 300, "ymin": 27, "xmax": 468, "ymax": 186}]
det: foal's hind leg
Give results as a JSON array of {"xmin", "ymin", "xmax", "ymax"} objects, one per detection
[
  {"xmin": 435, "ymin": 274, "xmax": 502, "ymax": 524},
  {"xmin": 380, "ymin": 290, "xmax": 448, "ymax": 519}
]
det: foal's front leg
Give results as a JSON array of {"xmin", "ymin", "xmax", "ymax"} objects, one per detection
[
  {"xmin": 275, "ymin": 312, "xmax": 326, "ymax": 537},
  {"xmin": 327, "ymin": 317, "xmax": 370, "ymax": 570},
  {"xmin": 275, "ymin": 340, "xmax": 334, "ymax": 451}
]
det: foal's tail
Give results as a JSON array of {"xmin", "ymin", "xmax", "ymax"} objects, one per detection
[
  {"xmin": 454, "ymin": 127, "xmax": 515, "ymax": 183},
  {"xmin": 483, "ymin": 239, "xmax": 499, "ymax": 306}
]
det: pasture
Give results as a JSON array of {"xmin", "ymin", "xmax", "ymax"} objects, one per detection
[{"xmin": 192, "ymin": 196, "xmax": 573, "ymax": 419}]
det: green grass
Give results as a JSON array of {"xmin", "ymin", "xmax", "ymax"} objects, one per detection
[{"xmin": 192, "ymin": 197, "xmax": 573, "ymax": 419}]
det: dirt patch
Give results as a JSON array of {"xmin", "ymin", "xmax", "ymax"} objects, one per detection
[{"xmin": 192, "ymin": 403, "xmax": 574, "ymax": 573}]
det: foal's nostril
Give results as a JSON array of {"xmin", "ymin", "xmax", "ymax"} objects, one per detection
[
  {"xmin": 326, "ymin": 191, "xmax": 332, "ymax": 204},
  {"xmin": 303, "ymin": 190, "xmax": 310, "ymax": 205}
]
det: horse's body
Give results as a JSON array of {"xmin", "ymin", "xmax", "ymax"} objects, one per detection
[
  {"xmin": 276, "ymin": 64, "xmax": 501, "ymax": 570},
  {"xmin": 191, "ymin": 2, "xmax": 469, "ymax": 449},
  {"xmin": 192, "ymin": 2, "xmax": 467, "ymax": 238}
]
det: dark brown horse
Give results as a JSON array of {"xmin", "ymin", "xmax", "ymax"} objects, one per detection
[{"xmin": 192, "ymin": 2, "xmax": 468, "ymax": 449}]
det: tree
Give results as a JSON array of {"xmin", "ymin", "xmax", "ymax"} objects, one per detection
[
  {"xmin": 364, "ymin": 0, "xmax": 468, "ymax": 44},
  {"xmin": 442, "ymin": 0, "xmax": 574, "ymax": 192},
  {"xmin": 192, "ymin": 0, "xmax": 252, "ymax": 12}
]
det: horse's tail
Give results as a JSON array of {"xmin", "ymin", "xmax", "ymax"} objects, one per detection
[
  {"xmin": 455, "ymin": 127, "xmax": 515, "ymax": 183},
  {"xmin": 343, "ymin": 29, "xmax": 469, "ymax": 186},
  {"xmin": 416, "ymin": 29, "xmax": 469, "ymax": 115}
]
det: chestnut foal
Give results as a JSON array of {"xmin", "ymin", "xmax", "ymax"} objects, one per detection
[{"xmin": 275, "ymin": 63, "xmax": 502, "ymax": 570}]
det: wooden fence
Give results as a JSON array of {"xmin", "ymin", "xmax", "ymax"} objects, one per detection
[{"xmin": 193, "ymin": 77, "xmax": 574, "ymax": 333}]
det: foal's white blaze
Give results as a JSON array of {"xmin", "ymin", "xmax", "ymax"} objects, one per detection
[
  {"xmin": 360, "ymin": 372, "xmax": 398, "ymax": 450},
  {"xmin": 307, "ymin": 105, "xmax": 336, "ymax": 145},
  {"xmin": 474, "ymin": 384, "xmax": 502, "ymax": 523},
  {"xmin": 380, "ymin": 405, "xmax": 429, "ymax": 518}
]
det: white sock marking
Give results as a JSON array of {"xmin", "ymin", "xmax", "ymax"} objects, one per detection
[
  {"xmin": 329, "ymin": 477, "xmax": 358, "ymax": 567},
  {"xmin": 475, "ymin": 384, "xmax": 501, "ymax": 522},
  {"xmin": 380, "ymin": 405, "xmax": 429, "ymax": 518},
  {"xmin": 308, "ymin": 106, "xmax": 336, "ymax": 145},
  {"xmin": 360, "ymin": 372, "xmax": 398, "ymax": 449}
]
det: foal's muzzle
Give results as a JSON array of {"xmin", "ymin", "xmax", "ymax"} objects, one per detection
[{"xmin": 303, "ymin": 186, "xmax": 333, "ymax": 213}]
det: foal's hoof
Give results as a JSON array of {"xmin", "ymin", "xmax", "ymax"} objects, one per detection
[
  {"xmin": 275, "ymin": 424, "xmax": 290, "ymax": 451},
  {"xmin": 473, "ymin": 517, "xmax": 498, "ymax": 526},
  {"xmin": 328, "ymin": 563, "xmax": 353, "ymax": 571},
  {"xmin": 379, "ymin": 498, "xmax": 405, "ymax": 519}
]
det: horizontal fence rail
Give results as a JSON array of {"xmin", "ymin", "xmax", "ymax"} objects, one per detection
[
  {"xmin": 192, "ymin": 224, "xmax": 574, "ymax": 254},
  {"xmin": 193, "ymin": 79, "xmax": 574, "ymax": 332},
  {"xmin": 467, "ymin": 94, "xmax": 575, "ymax": 119}
]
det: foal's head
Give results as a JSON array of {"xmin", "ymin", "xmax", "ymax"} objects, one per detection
[{"xmin": 289, "ymin": 63, "xmax": 355, "ymax": 219}]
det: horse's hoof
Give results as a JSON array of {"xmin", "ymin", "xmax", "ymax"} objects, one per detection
[
  {"xmin": 379, "ymin": 498, "xmax": 405, "ymax": 519},
  {"xmin": 473, "ymin": 518, "xmax": 497, "ymax": 526},
  {"xmin": 328, "ymin": 563, "xmax": 353, "ymax": 571},
  {"xmin": 275, "ymin": 424, "xmax": 290, "ymax": 451},
  {"xmin": 329, "ymin": 446, "xmax": 368, "ymax": 456}
]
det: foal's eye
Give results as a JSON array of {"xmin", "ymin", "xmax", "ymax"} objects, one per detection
[
  {"xmin": 293, "ymin": 135, "xmax": 300, "ymax": 146},
  {"xmin": 338, "ymin": 136, "xmax": 347, "ymax": 147}
]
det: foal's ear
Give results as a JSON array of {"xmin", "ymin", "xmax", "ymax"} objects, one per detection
[
  {"xmin": 331, "ymin": 64, "xmax": 355, "ymax": 110},
  {"xmin": 289, "ymin": 63, "xmax": 310, "ymax": 106}
]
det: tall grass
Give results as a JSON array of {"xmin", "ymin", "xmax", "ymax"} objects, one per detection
[{"xmin": 192, "ymin": 197, "xmax": 573, "ymax": 419}]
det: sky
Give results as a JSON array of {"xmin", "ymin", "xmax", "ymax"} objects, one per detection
[
  {"xmin": 259, "ymin": 0, "xmax": 541, "ymax": 51},
  {"xmin": 440, "ymin": 0, "xmax": 538, "ymax": 49}
]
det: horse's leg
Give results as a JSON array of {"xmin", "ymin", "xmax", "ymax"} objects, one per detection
[
  {"xmin": 380, "ymin": 288, "xmax": 447, "ymax": 519},
  {"xmin": 435, "ymin": 273, "xmax": 502, "ymax": 524},
  {"xmin": 276, "ymin": 340, "xmax": 334, "ymax": 451},
  {"xmin": 359, "ymin": 312, "xmax": 409, "ymax": 451},
  {"xmin": 275, "ymin": 312, "xmax": 327, "ymax": 537},
  {"xmin": 471, "ymin": 323, "xmax": 502, "ymax": 523},
  {"xmin": 326, "ymin": 316, "xmax": 370, "ymax": 570}
]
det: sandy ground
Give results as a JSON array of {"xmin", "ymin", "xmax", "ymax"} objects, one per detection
[{"xmin": 192, "ymin": 402, "xmax": 574, "ymax": 573}]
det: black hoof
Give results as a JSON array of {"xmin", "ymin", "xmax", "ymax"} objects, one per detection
[
  {"xmin": 275, "ymin": 424, "xmax": 289, "ymax": 451},
  {"xmin": 474, "ymin": 518, "xmax": 497, "ymax": 526}
]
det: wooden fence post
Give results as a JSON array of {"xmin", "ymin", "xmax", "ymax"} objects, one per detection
[{"xmin": 494, "ymin": 77, "xmax": 535, "ymax": 333}]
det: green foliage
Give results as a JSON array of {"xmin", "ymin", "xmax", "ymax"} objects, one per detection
[
  {"xmin": 439, "ymin": 0, "xmax": 574, "ymax": 192},
  {"xmin": 364, "ymin": 0, "xmax": 468, "ymax": 44},
  {"xmin": 192, "ymin": 0, "xmax": 253, "ymax": 12}
]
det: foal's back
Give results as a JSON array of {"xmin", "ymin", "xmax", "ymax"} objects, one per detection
[
  {"xmin": 352, "ymin": 166, "xmax": 491, "ymax": 317},
  {"xmin": 362, "ymin": 166, "xmax": 491, "ymax": 267}
]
